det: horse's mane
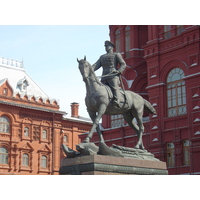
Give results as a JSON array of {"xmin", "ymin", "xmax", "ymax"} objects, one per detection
[{"xmin": 86, "ymin": 61, "xmax": 103, "ymax": 86}]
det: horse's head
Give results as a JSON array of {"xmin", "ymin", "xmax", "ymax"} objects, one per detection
[{"xmin": 77, "ymin": 56, "xmax": 92, "ymax": 82}]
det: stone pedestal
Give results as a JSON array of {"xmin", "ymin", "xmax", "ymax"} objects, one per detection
[{"xmin": 59, "ymin": 155, "xmax": 168, "ymax": 175}]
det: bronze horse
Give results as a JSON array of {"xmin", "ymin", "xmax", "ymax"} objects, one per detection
[{"xmin": 77, "ymin": 56, "xmax": 156, "ymax": 149}]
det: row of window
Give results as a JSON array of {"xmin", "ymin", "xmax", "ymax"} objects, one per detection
[
  {"xmin": 114, "ymin": 25, "xmax": 185, "ymax": 55},
  {"xmin": 22, "ymin": 153, "xmax": 47, "ymax": 168},
  {"xmin": 164, "ymin": 25, "xmax": 184, "ymax": 39},
  {"xmin": 0, "ymin": 147, "xmax": 48, "ymax": 168},
  {"xmin": 0, "ymin": 117, "xmax": 69, "ymax": 144},
  {"xmin": 24, "ymin": 127, "xmax": 48, "ymax": 139},
  {"xmin": 0, "ymin": 117, "xmax": 68, "ymax": 142},
  {"xmin": 111, "ymin": 67, "xmax": 187, "ymax": 128},
  {"xmin": 167, "ymin": 140, "xmax": 190, "ymax": 167},
  {"xmin": 0, "ymin": 117, "xmax": 49, "ymax": 140}
]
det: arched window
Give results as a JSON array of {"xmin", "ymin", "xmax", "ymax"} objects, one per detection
[
  {"xmin": 167, "ymin": 143, "xmax": 175, "ymax": 167},
  {"xmin": 0, "ymin": 116, "xmax": 10, "ymax": 133},
  {"xmin": 125, "ymin": 26, "xmax": 131, "ymax": 56},
  {"xmin": 22, "ymin": 153, "xmax": 29, "ymax": 166},
  {"xmin": 42, "ymin": 129, "xmax": 47, "ymax": 139},
  {"xmin": 0, "ymin": 147, "xmax": 8, "ymax": 164},
  {"xmin": 115, "ymin": 29, "xmax": 120, "ymax": 52},
  {"xmin": 41, "ymin": 155, "xmax": 47, "ymax": 168},
  {"xmin": 167, "ymin": 68, "xmax": 186, "ymax": 117},
  {"xmin": 183, "ymin": 140, "xmax": 190, "ymax": 166},
  {"xmin": 63, "ymin": 135, "xmax": 68, "ymax": 143},
  {"xmin": 24, "ymin": 127, "xmax": 29, "ymax": 137},
  {"xmin": 3, "ymin": 88, "xmax": 8, "ymax": 95}
]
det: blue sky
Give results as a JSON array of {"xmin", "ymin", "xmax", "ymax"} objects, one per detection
[
  {"xmin": 0, "ymin": 25, "xmax": 109, "ymax": 117},
  {"xmin": 0, "ymin": 2, "xmax": 195, "ymax": 118}
]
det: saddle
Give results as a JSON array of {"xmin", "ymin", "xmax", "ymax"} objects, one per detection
[
  {"xmin": 104, "ymin": 84, "xmax": 114, "ymax": 99},
  {"xmin": 104, "ymin": 84, "xmax": 128, "ymax": 107}
]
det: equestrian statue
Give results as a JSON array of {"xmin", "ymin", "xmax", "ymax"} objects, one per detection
[{"xmin": 62, "ymin": 41, "xmax": 158, "ymax": 160}]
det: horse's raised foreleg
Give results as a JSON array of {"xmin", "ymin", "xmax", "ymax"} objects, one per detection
[{"xmin": 84, "ymin": 104, "xmax": 106, "ymax": 143}]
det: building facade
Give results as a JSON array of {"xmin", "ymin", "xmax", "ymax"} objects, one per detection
[
  {"xmin": 0, "ymin": 58, "xmax": 92, "ymax": 175},
  {"xmin": 80, "ymin": 25, "xmax": 200, "ymax": 175}
]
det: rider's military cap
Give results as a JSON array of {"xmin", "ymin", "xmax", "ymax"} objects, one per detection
[{"xmin": 104, "ymin": 40, "xmax": 115, "ymax": 47}]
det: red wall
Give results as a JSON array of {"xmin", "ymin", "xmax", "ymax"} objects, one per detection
[
  {"xmin": 80, "ymin": 25, "xmax": 200, "ymax": 175},
  {"xmin": 0, "ymin": 80, "xmax": 92, "ymax": 175}
]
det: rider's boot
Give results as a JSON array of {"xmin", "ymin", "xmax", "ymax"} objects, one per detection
[
  {"xmin": 113, "ymin": 99, "xmax": 120, "ymax": 108},
  {"xmin": 113, "ymin": 89, "xmax": 121, "ymax": 108}
]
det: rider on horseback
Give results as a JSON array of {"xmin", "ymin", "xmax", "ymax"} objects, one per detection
[{"xmin": 92, "ymin": 40, "xmax": 126, "ymax": 107}]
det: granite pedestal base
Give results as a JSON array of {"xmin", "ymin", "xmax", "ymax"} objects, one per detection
[{"xmin": 59, "ymin": 155, "xmax": 168, "ymax": 175}]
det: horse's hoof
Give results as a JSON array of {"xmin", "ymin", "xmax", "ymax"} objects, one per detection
[
  {"xmin": 134, "ymin": 144, "xmax": 139, "ymax": 149},
  {"xmin": 134, "ymin": 144, "xmax": 145, "ymax": 150},
  {"xmin": 140, "ymin": 147, "xmax": 145, "ymax": 151}
]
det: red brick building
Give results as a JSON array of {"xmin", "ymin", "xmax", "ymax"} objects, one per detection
[
  {"xmin": 0, "ymin": 58, "xmax": 92, "ymax": 175},
  {"xmin": 80, "ymin": 25, "xmax": 200, "ymax": 175}
]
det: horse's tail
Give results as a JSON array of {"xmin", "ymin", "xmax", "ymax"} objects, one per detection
[{"xmin": 143, "ymin": 99, "xmax": 156, "ymax": 115}]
